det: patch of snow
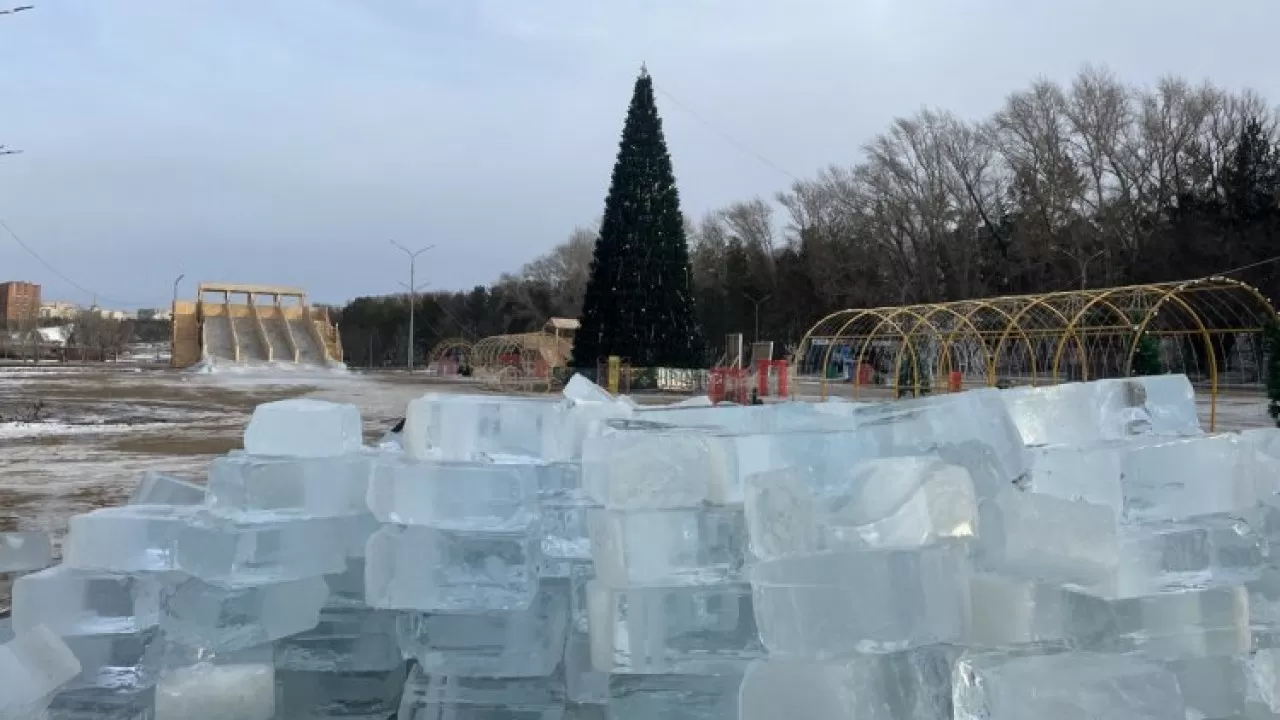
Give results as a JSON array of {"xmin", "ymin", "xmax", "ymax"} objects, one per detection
[{"xmin": 0, "ymin": 421, "xmax": 173, "ymax": 439}]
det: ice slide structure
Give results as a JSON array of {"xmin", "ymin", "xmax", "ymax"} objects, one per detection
[{"xmin": 171, "ymin": 282, "xmax": 343, "ymax": 369}]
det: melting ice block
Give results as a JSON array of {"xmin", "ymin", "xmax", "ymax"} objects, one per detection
[
  {"xmin": 0, "ymin": 625, "xmax": 82, "ymax": 720},
  {"xmin": 952, "ymin": 651, "xmax": 1186, "ymax": 719},
  {"xmin": 274, "ymin": 667, "xmax": 407, "ymax": 720},
  {"xmin": 396, "ymin": 579, "xmax": 569, "ymax": 677},
  {"xmin": 1087, "ymin": 583, "xmax": 1251, "ymax": 659},
  {"xmin": 275, "ymin": 605, "xmax": 402, "ymax": 673},
  {"xmin": 1026, "ymin": 442, "xmax": 1126, "ymax": 509},
  {"xmin": 587, "ymin": 507, "xmax": 747, "ymax": 587},
  {"xmin": 402, "ymin": 393, "xmax": 567, "ymax": 462},
  {"xmin": 175, "ymin": 511, "xmax": 347, "ymax": 585},
  {"xmin": 64, "ymin": 505, "xmax": 195, "ymax": 572},
  {"xmin": 129, "ymin": 471, "xmax": 205, "ymax": 506},
  {"xmin": 750, "ymin": 543, "xmax": 970, "ymax": 656},
  {"xmin": 59, "ymin": 627, "xmax": 163, "ymax": 693},
  {"xmin": 397, "ymin": 666, "xmax": 566, "ymax": 719},
  {"xmin": 1120, "ymin": 434, "xmax": 1257, "ymax": 521},
  {"xmin": 44, "ymin": 685, "xmax": 156, "ymax": 720},
  {"xmin": 13, "ymin": 566, "xmax": 161, "ymax": 636},
  {"xmin": 242, "ymin": 398, "xmax": 363, "ymax": 458},
  {"xmin": 744, "ymin": 458, "xmax": 977, "ymax": 560},
  {"xmin": 587, "ymin": 581, "xmax": 763, "ymax": 675},
  {"xmin": 205, "ymin": 452, "xmax": 371, "ymax": 517},
  {"xmin": 581, "ymin": 427, "xmax": 713, "ymax": 509},
  {"xmin": 366, "ymin": 455, "xmax": 538, "ymax": 530},
  {"xmin": 365, "ymin": 524, "xmax": 538, "ymax": 612},
  {"xmin": 967, "ymin": 572, "xmax": 1112, "ymax": 649},
  {"xmin": 159, "ymin": 574, "xmax": 328, "ymax": 651},
  {"xmin": 1000, "ymin": 377, "xmax": 1162, "ymax": 446},
  {"xmin": 606, "ymin": 673, "xmax": 741, "ymax": 720},
  {"xmin": 154, "ymin": 659, "xmax": 275, "ymax": 720},
  {"xmin": 739, "ymin": 646, "xmax": 959, "ymax": 720},
  {"xmin": 0, "ymin": 530, "xmax": 52, "ymax": 573},
  {"xmin": 1115, "ymin": 513, "xmax": 1265, "ymax": 596}
]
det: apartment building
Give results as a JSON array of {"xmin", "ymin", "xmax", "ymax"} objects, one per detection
[{"xmin": 0, "ymin": 281, "xmax": 41, "ymax": 324}]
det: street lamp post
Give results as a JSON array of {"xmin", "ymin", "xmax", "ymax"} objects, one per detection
[
  {"xmin": 1053, "ymin": 247, "xmax": 1106, "ymax": 290},
  {"xmin": 172, "ymin": 274, "xmax": 184, "ymax": 314},
  {"xmin": 390, "ymin": 240, "xmax": 433, "ymax": 371},
  {"xmin": 743, "ymin": 292, "xmax": 772, "ymax": 343}
]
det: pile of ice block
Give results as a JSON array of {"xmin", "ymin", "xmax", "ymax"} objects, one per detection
[{"xmin": 9, "ymin": 371, "xmax": 1280, "ymax": 719}]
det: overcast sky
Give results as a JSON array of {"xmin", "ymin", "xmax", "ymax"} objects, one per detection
[{"xmin": 0, "ymin": 0, "xmax": 1276, "ymax": 309}]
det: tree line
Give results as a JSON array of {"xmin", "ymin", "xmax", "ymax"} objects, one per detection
[{"xmin": 335, "ymin": 66, "xmax": 1280, "ymax": 368}]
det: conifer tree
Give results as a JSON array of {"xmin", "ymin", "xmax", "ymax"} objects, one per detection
[{"xmin": 572, "ymin": 67, "xmax": 704, "ymax": 369}]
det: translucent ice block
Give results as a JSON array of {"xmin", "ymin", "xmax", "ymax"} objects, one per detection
[
  {"xmin": 364, "ymin": 524, "xmax": 539, "ymax": 612},
  {"xmin": 1166, "ymin": 654, "xmax": 1247, "ymax": 720},
  {"xmin": 581, "ymin": 428, "xmax": 713, "ymax": 509},
  {"xmin": 64, "ymin": 505, "xmax": 195, "ymax": 572},
  {"xmin": 274, "ymin": 667, "xmax": 407, "ymax": 720},
  {"xmin": 275, "ymin": 606, "xmax": 402, "ymax": 673},
  {"xmin": 587, "ymin": 507, "xmax": 747, "ymax": 587},
  {"xmin": 1000, "ymin": 377, "xmax": 1159, "ymax": 446},
  {"xmin": 744, "ymin": 458, "xmax": 977, "ymax": 560},
  {"xmin": 366, "ymin": 455, "xmax": 538, "ymax": 530},
  {"xmin": 60, "ymin": 628, "xmax": 163, "ymax": 692},
  {"xmin": 1121, "ymin": 434, "xmax": 1257, "ymax": 521},
  {"xmin": 750, "ymin": 543, "xmax": 971, "ymax": 656},
  {"xmin": 13, "ymin": 566, "xmax": 161, "ymax": 636},
  {"xmin": 540, "ymin": 497, "xmax": 597, "ymax": 578},
  {"xmin": 0, "ymin": 619, "xmax": 11, "ymax": 644},
  {"xmin": 1086, "ymin": 582, "xmax": 1251, "ymax": 659},
  {"xmin": 0, "ymin": 530, "xmax": 52, "ymax": 573},
  {"xmin": 242, "ymin": 398, "xmax": 363, "ymax": 458},
  {"xmin": 44, "ymin": 686, "xmax": 155, "ymax": 720},
  {"xmin": 1137, "ymin": 374, "xmax": 1202, "ymax": 436},
  {"xmin": 154, "ymin": 660, "xmax": 275, "ymax": 720},
  {"xmin": 402, "ymin": 392, "xmax": 568, "ymax": 462},
  {"xmin": 952, "ymin": 650, "xmax": 1185, "ymax": 719},
  {"xmin": 606, "ymin": 673, "xmax": 741, "ymax": 720},
  {"xmin": 1026, "ymin": 442, "xmax": 1126, "ymax": 510},
  {"xmin": 967, "ymin": 572, "xmax": 1112, "ymax": 649},
  {"xmin": 979, "ymin": 489, "xmax": 1118, "ymax": 587},
  {"xmin": 1115, "ymin": 513, "xmax": 1266, "ymax": 596},
  {"xmin": 175, "ymin": 511, "xmax": 347, "ymax": 585},
  {"xmin": 739, "ymin": 646, "xmax": 959, "ymax": 720},
  {"xmin": 396, "ymin": 579, "xmax": 569, "ymax": 677},
  {"xmin": 205, "ymin": 452, "xmax": 372, "ymax": 518},
  {"xmin": 397, "ymin": 665, "xmax": 566, "ymax": 719},
  {"xmin": 566, "ymin": 564, "xmax": 607, "ymax": 705},
  {"xmin": 129, "ymin": 471, "xmax": 206, "ymax": 506},
  {"xmin": 0, "ymin": 625, "xmax": 82, "ymax": 720},
  {"xmin": 159, "ymin": 574, "xmax": 327, "ymax": 652},
  {"xmin": 587, "ymin": 581, "xmax": 763, "ymax": 674}
]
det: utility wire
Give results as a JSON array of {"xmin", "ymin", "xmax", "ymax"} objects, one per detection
[
  {"xmin": 0, "ymin": 216, "xmax": 155, "ymax": 307},
  {"xmin": 652, "ymin": 82, "xmax": 800, "ymax": 183}
]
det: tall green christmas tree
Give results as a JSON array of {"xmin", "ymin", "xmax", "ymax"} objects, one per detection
[{"xmin": 572, "ymin": 67, "xmax": 704, "ymax": 369}]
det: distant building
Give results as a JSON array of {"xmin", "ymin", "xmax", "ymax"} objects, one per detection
[
  {"xmin": 136, "ymin": 308, "xmax": 172, "ymax": 321},
  {"xmin": 39, "ymin": 300, "xmax": 79, "ymax": 320},
  {"xmin": 0, "ymin": 281, "xmax": 41, "ymax": 324}
]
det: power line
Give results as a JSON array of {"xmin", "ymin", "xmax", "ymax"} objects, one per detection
[
  {"xmin": 0, "ymin": 216, "xmax": 154, "ymax": 307},
  {"xmin": 652, "ymin": 82, "xmax": 799, "ymax": 183}
]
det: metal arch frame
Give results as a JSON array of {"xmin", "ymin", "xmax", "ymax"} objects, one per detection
[
  {"xmin": 427, "ymin": 338, "xmax": 474, "ymax": 367},
  {"xmin": 793, "ymin": 278, "xmax": 1280, "ymax": 430}
]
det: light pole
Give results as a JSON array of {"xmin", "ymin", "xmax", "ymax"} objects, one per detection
[
  {"xmin": 390, "ymin": 240, "xmax": 433, "ymax": 371},
  {"xmin": 743, "ymin": 291, "xmax": 772, "ymax": 343},
  {"xmin": 1053, "ymin": 246, "xmax": 1105, "ymax": 290},
  {"xmin": 0, "ymin": 6, "xmax": 34, "ymax": 16},
  {"xmin": 171, "ymin": 274, "xmax": 184, "ymax": 313}
]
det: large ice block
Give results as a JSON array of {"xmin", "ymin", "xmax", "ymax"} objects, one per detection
[
  {"xmin": 402, "ymin": 392, "xmax": 568, "ymax": 462},
  {"xmin": 586, "ymin": 581, "xmax": 763, "ymax": 674},
  {"xmin": 205, "ymin": 452, "xmax": 371, "ymax": 517},
  {"xmin": 979, "ymin": 489, "xmax": 1118, "ymax": 587},
  {"xmin": 540, "ymin": 497, "xmax": 597, "ymax": 578},
  {"xmin": 739, "ymin": 646, "xmax": 959, "ymax": 720},
  {"xmin": 1025, "ymin": 442, "xmax": 1126, "ymax": 509},
  {"xmin": 64, "ymin": 505, "xmax": 195, "ymax": 572},
  {"xmin": 396, "ymin": 579, "xmax": 569, "ymax": 677},
  {"xmin": 154, "ymin": 659, "xmax": 275, "ymax": 720},
  {"xmin": 605, "ymin": 673, "xmax": 741, "ymax": 720},
  {"xmin": 1115, "ymin": 513, "xmax": 1266, "ymax": 596},
  {"xmin": 1137, "ymin": 374, "xmax": 1202, "ymax": 436},
  {"xmin": 1088, "ymin": 582, "xmax": 1251, "ymax": 659},
  {"xmin": 275, "ymin": 606, "xmax": 402, "ymax": 673},
  {"xmin": 397, "ymin": 666, "xmax": 566, "ymax": 719},
  {"xmin": 566, "ymin": 564, "xmax": 607, "ymax": 705},
  {"xmin": 952, "ymin": 650, "xmax": 1185, "ymax": 719},
  {"xmin": 60, "ymin": 627, "xmax": 162, "ymax": 692},
  {"xmin": 364, "ymin": 524, "xmax": 539, "ymax": 612},
  {"xmin": 274, "ymin": 667, "xmax": 407, "ymax": 720},
  {"xmin": 159, "ymin": 574, "xmax": 328, "ymax": 652},
  {"xmin": 750, "ymin": 543, "xmax": 970, "ymax": 656},
  {"xmin": 1121, "ymin": 434, "xmax": 1257, "ymax": 521},
  {"xmin": 0, "ymin": 625, "xmax": 82, "ymax": 720},
  {"xmin": 588, "ymin": 507, "xmax": 747, "ymax": 587},
  {"xmin": 13, "ymin": 566, "xmax": 161, "ymax": 636},
  {"xmin": 1166, "ymin": 654, "xmax": 1247, "ymax": 720},
  {"xmin": 129, "ymin": 471, "xmax": 205, "ymax": 506},
  {"xmin": 0, "ymin": 530, "xmax": 52, "ymax": 573},
  {"xmin": 242, "ymin": 398, "xmax": 363, "ymax": 458},
  {"xmin": 967, "ymin": 572, "xmax": 1112, "ymax": 649},
  {"xmin": 744, "ymin": 458, "xmax": 977, "ymax": 560},
  {"xmin": 1000, "ymin": 377, "xmax": 1160, "ymax": 446},
  {"xmin": 581, "ymin": 427, "xmax": 713, "ymax": 509},
  {"xmin": 175, "ymin": 511, "xmax": 347, "ymax": 585},
  {"xmin": 366, "ymin": 455, "xmax": 538, "ymax": 530},
  {"xmin": 44, "ymin": 686, "xmax": 155, "ymax": 720}
]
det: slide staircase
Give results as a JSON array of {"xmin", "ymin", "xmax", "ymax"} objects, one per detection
[{"xmin": 172, "ymin": 283, "xmax": 344, "ymax": 370}]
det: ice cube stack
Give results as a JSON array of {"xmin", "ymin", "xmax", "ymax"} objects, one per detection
[{"xmin": 8, "ymin": 372, "xmax": 1280, "ymax": 719}]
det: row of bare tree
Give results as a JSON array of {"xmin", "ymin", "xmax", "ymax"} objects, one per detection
[{"xmin": 338, "ymin": 67, "xmax": 1280, "ymax": 366}]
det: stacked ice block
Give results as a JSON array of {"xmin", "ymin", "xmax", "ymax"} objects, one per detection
[{"xmin": 1, "ymin": 529, "xmax": 53, "ymax": 644}]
